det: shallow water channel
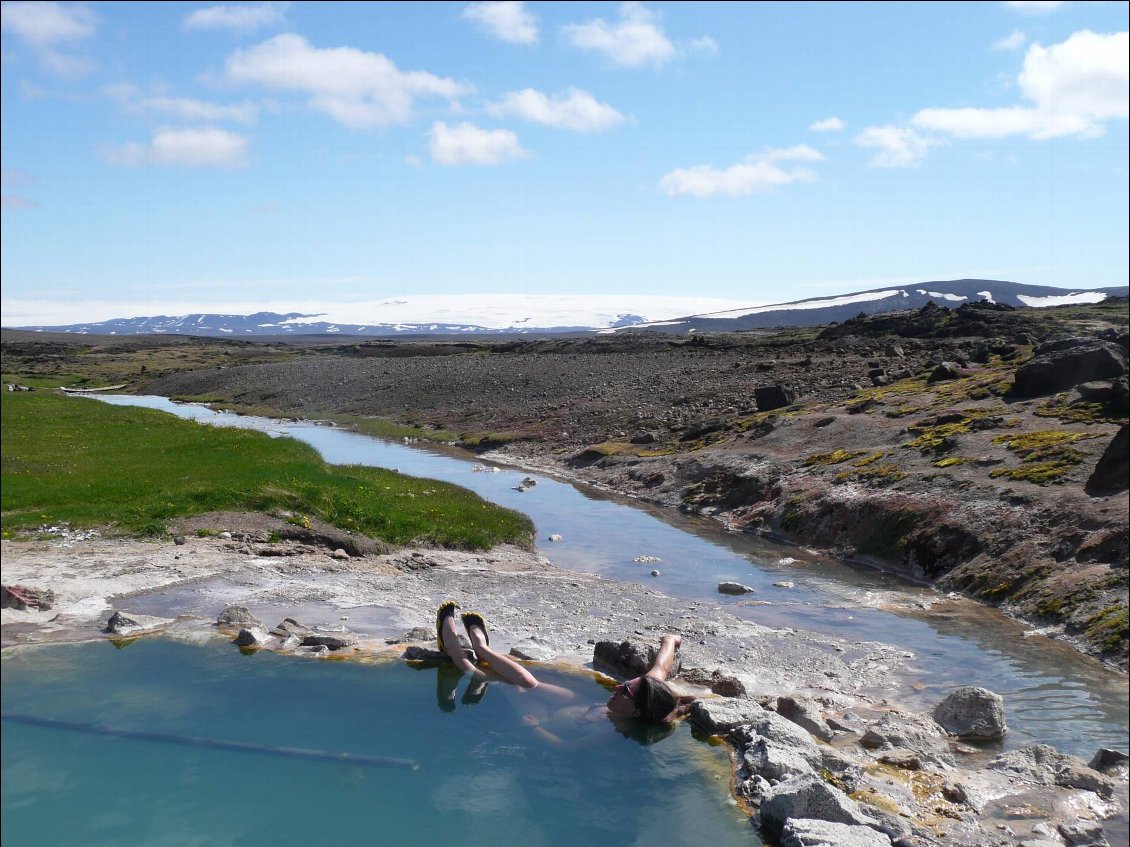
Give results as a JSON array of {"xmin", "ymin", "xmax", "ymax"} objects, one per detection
[{"xmin": 81, "ymin": 395, "xmax": 1127, "ymax": 762}]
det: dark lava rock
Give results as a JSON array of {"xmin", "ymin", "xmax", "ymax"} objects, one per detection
[
  {"xmin": 1, "ymin": 584, "xmax": 55, "ymax": 611},
  {"xmin": 1086, "ymin": 425, "xmax": 1128, "ymax": 495},
  {"xmin": 927, "ymin": 361, "xmax": 963, "ymax": 383},
  {"xmin": 234, "ymin": 627, "xmax": 269, "ymax": 647},
  {"xmin": 1058, "ymin": 818, "xmax": 1108, "ymax": 847},
  {"xmin": 931, "ymin": 686, "xmax": 1007, "ymax": 740},
  {"xmin": 755, "ymin": 384, "xmax": 796, "ymax": 412},
  {"xmin": 271, "ymin": 617, "xmax": 311, "ymax": 638},
  {"xmin": 300, "ymin": 633, "xmax": 357, "ymax": 651},
  {"xmin": 593, "ymin": 637, "xmax": 681, "ymax": 679},
  {"xmin": 216, "ymin": 604, "xmax": 264, "ymax": 629},
  {"xmin": 630, "ymin": 431, "xmax": 658, "ymax": 445},
  {"xmin": 1089, "ymin": 747, "xmax": 1129, "ymax": 776},
  {"xmin": 717, "ymin": 581, "xmax": 755, "ymax": 595},
  {"xmin": 1011, "ymin": 338, "xmax": 1128, "ymax": 398},
  {"xmin": 105, "ymin": 611, "xmax": 141, "ymax": 635}
]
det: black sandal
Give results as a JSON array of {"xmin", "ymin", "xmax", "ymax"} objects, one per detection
[
  {"xmin": 461, "ymin": 611, "xmax": 489, "ymax": 646},
  {"xmin": 435, "ymin": 601, "xmax": 458, "ymax": 652}
]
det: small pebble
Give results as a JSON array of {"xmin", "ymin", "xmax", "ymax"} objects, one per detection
[{"xmin": 651, "ymin": 570, "xmax": 660, "ymax": 577}]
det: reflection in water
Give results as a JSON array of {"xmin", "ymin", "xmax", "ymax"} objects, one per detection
[{"xmin": 91, "ymin": 396, "xmax": 1128, "ymax": 760}]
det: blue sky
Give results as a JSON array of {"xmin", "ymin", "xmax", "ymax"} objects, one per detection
[{"xmin": 1, "ymin": 1, "xmax": 1127, "ymax": 325}]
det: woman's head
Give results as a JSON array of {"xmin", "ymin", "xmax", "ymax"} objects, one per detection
[{"xmin": 606, "ymin": 677, "xmax": 692, "ymax": 723}]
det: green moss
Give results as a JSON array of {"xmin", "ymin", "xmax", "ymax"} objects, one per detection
[
  {"xmin": 804, "ymin": 449, "xmax": 865, "ymax": 466},
  {"xmin": 1036, "ymin": 394, "xmax": 1126, "ymax": 425},
  {"xmin": 852, "ymin": 452, "xmax": 886, "ymax": 467},
  {"xmin": 992, "ymin": 430, "xmax": 1099, "ymax": 454},
  {"xmin": 835, "ymin": 461, "xmax": 907, "ymax": 484},
  {"xmin": 1084, "ymin": 605, "xmax": 1128, "ymax": 654}
]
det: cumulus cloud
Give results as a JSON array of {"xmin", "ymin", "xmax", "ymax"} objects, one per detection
[
  {"xmin": 993, "ymin": 30, "xmax": 1027, "ymax": 51},
  {"xmin": 487, "ymin": 87, "xmax": 625, "ymax": 132},
  {"xmin": 103, "ymin": 83, "xmax": 258, "ymax": 125},
  {"xmin": 810, "ymin": 116, "xmax": 845, "ymax": 132},
  {"xmin": 912, "ymin": 30, "xmax": 1128, "ymax": 139},
  {"xmin": 854, "ymin": 125, "xmax": 940, "ymax": 168},
  {"xmin": 103, "ymin": 127, "xmax": 249, "ymax": 168},
  {"xmin": 563, "ymin": 2, "xmax": 676, "ymax": 68},
  {"xmin": 183, "ymin": 3, "xmax": 288, "ymax": 32},
  {"xmin": 428, "ymin": 121, "xmax": 526, "ymax": 165},
  {"xmin": 225, "ymin": 34, "xmax": 469, "ymax": 128},
  {"xmin": 1004, "ymin": 1, "xmax": 1064, "ymax": 14},
  {"xmin": 461, "ymin": 2, "xmax": 537, "ymax": 45},
  {"xmin": 0, "ymin": 1, "xmax": 97, "ymax": 76},
  {"xmin": 659, "ymin": 145, "xmax": 824, "ymax": 197}
]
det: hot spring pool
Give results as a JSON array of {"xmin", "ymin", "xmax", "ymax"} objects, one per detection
[{"xmin": 2, "ymin": 638, "xmax": 753, "ymax": 846}]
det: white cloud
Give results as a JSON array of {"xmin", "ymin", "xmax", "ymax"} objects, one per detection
[
  {"xmin": 103, "ymin": 127, "xmax": 249, "ymax": 168},
  {"xmin": 0, "ymin": 1, "xmax": 95, "ymax": 44},
  {"xmin": 1004, "ymin": 1, "xmax": 1065, "ymax": 14},
  {"xmin": 225, "ymin": 34, "xmax": 469, "ymax": 128},
  {"xmin": 810, "ymin": 117, "xmax": 846, "ymax": 132},
  {"xmin": 563, "ymin": 2, "xmax": 676, "ymax": 68},
  {"xmin": 0, "ymin": 1, "xmax": 97, "ymax": 77},
  {"xmin": 854, "ymin": 125, "xmax": 940, "ymax": 168},
  {"xmin": 103, "ymin": 83, "xmax": 258, "ymax": 125},
  {"xmin": 428, "ymin": 121, "xmax": 526, "ymax": 166},
  {"xmin": 461, "ymin": 2, "xmax": 537, "ymax": 45},
  {"xmin": 912, "ymin": 30, "xmax": 1128, "ymax": 140},
  {"xmin": 487, "ymin": 87, "xmax": 625, "ymax": 132},
  {"xmin": 686, "ymin": 35, "xmax": 718, "ymax": 55},
  {"xmin": 183, "ymin": 3, "xmax": 288, "ymax": 32},
  {"xmin": 993, "ymin": 30, "xmax": 1027, "ymax": 51},
  {"xmin": 659, "ymin": 146, "xmax": 823, "ymax": 197}
]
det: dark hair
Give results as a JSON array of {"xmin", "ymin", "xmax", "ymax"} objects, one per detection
[{"xmin": 631, "ymin": 677, "xmax": 679, "ymax": 723}]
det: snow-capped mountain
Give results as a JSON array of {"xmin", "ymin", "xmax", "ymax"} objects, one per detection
[{"xmin": 8, "ymin": 282, "xmax": 1125, "ymax": 337}]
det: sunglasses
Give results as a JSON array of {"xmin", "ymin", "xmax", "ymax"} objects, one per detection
[{"xmin": 614, "ymin": 679, "xmax": 637, "ymax": 700}]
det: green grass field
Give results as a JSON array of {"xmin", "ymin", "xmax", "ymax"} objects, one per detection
[{"xmin": 1, "ymin": 391, "xmax": 533, "ymax": 549}]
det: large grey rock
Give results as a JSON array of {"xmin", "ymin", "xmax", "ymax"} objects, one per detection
[
  {"xmin": 680, "ymin": 667, "xmax": 747, "ymax": 697},
  {"xmin": 216, "ymin": 604, "xmax": 263, "ymax": 629},
  {"xmin": 778, "ymin": 695, "xmax": 836, "ymax": 742},
  {"xmin": 592, "ymin": 637, "xmax": 681, "ymax": 678},
  {"xmin": 860, "ymin": 711, "xmax": 953, "ymax": 766},
  {"xmin": 733, "ymin": 721, "xmax": 861, "ymax": 793},
  {"xmin": 717, "ymin": 581, "xmax": 755, "ymax": 595},
  {"xmin": 1058, "ymin": 818, "xmax": 1109, "ymax": 847},
  {"xmin": 105, "ymin": 611, "xmax": 142, "ymax": 634},
  {"xmin": 301, "ymin": 633, "xmax": 357, "ymax": 650},
  {"xmin": 927, "ymin": 362, "xmax": 962, "ymax": 383},
  {"xmin": 271, "ymin": 617, "xmax": 311, "ymax": 638},
  {"xmin": 759, "ymin": 774, "xmax": 877, "ymax": 839},
  {"xmin": 988, "ymin": 744, "xmax": 1115, "ymax": 798},
  {"xmin": 1088, "ymin": 747, "xmax": 1128, "ymax": 776},
  {"xmin": 234, "ymin": 626, "xmax": 270, "ymax": 647},
  {"xmin": 779, "ymin": 819, "xmax": 892, "ymax": 847},
  {"xmin": 755, "ymin": 384, "xmax": 796, "ymax": 412},
  {"xmin": 1086, "ymin": 425, "xmax": 1128, "ymax": 495},
  {"xmin": 931, "ymin": 686, "xmax": 1007, "ymax": 740},
  {"xmin": 690, "ymin": 698, "xmax": 767, "ymax": 735},
  {"xmin": 1012, "ymin": 338, "xmax": 1127, "ymax": 398},
  {"xmin": 744, "ymin": 737, "xmax": 818, "ymax": 784},
  {"xmin": 509, "ymin": 638, "xmax": 557, "ymax": 662}
]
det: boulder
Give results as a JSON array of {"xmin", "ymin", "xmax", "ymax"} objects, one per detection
[
  {"xmin": 718, "ymin": 582, "xmax": 755, "ymax": 595},
  {"xmin": 105, "ymin": 611, "xmax": 142, "ymax": 634},
  {"xmin": 690, "ymin": 698, "xmax": 767, "ymax": 735},
  {"xmin": 988, "ymin": 744, "xmax": 1116, "ymax": 798},
  {"xmin": 779, "ymin": 819, "xmax": 892, "ymax": 847},
  {"xmin": 271, "ymin": 617, "xmax": 311, "ymax": 638},
  {"xmin": 300, "ymin": 633, "xmax": 357, "ymax": 651},
  {"xmin": 234, "ymin": 627, "xmax": 270, "ymax": 647},
  {"xmin": 1, "ymin": 584, "xmax": 55, "ymax": 611},
  {"xmin": 876, "ymin": 749, "xmax": 922, "ymax": 770},
  {"xmin": 931, "ymin": 686, "xmax": 1007, "ymax": 740},
  {"xmin": 509, "ymin": 638, "xmax": 558, "ymax": 662},
  {"xmin": 777, "ymin": 695, "xmax": 836, "ymax": 742},
  {"xmin": 1086, "ymin": 425, "xmax": 1128, "ymax": 495},
  {"xmin": 1057, "ymin": 818, "xmax": 1109, "ymax": 847},
  {"xmin": 755, "ymin": 385, "xmax": 796, "ymax": 412},
  {"xmin": 744, "ymin": 736, "xmax": 818, "ymax": 784},
  {"xmin": 1088, "ymin": 747, "xmax": 1128, "ymax": 776},
  {"xmin": 216, "ymin": 604, "xmax": 264, "ymax": 629},
  {"xmin": 859, "ymin": 711, "xmax": 953, "ymax": 766},
  {"xmin": 592, "ymin": 638, "xmax": 681, "ymax": 678},
  {"xmin": 927, "ymin": 362, "xmax": 963, "ymax": 383},
  {"xmin": 758, "ymin": 774, "xmax": 877, "ymax": 839},
  {"xmin": 1011, "ymin": 338, "xmax": 1127, "ymax": 398},
  {"xmin": 680, "ymin": 667, "xmax": 747, "ymax": 698}
]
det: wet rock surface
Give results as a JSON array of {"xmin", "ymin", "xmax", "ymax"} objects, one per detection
[{"xmin": 932, "ymin": 686, "xmax": 1008, "ymax": 740}]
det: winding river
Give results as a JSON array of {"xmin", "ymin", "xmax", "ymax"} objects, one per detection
[{"xmin": 95, "ymin": 395, "xmax": 1128, "ymax": 761}]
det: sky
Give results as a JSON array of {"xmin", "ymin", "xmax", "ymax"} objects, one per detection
[{"xmin": 1, "ymin": 1, "xmax": 1128, "ymax": 326}]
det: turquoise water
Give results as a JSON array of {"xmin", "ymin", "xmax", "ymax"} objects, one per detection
[{"xmin": 2, "ymin": 639, "xmax": 751, "ymax": 847}]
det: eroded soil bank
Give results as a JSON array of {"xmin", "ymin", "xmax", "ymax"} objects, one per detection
[{"xmin": 129, "ymin": 301, "xmax": 1129, "ymax": 666}]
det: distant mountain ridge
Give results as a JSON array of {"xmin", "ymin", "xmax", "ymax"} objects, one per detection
[
  {"xmin": 608, "ymin": 279, "xmax": 1129, "ymax": 334},
  {"xmin": 10, "ymin": 280, "xmax": 1126, "ymax": 337}
]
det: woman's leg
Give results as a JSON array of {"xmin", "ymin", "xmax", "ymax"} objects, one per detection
[
  {"xmin": 465, "ymin": 623, "xmax": 539, "ymax": 688},
  {"xmin": 440, "ymin": 613, "xmax": 481, "ymax": 676}
]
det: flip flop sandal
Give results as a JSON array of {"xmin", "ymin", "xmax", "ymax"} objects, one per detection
[
  {"xmin": 461, "ymin": 611, "xmax": 489, "ymax": 646},
  {"xmin": 436, "ymin": 601, "xmax": 458, "ymax": 652}
]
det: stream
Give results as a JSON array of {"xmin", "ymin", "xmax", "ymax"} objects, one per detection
[{"xmin": 93, "ymin": 395, "xmax": 1128, "ymax": 762}]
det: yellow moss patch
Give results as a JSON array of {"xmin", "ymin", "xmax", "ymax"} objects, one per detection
[
  {"xmin": 804, "ymin": 449, "xmax": 866, "ymax": 466},
  {"xmin": 992, "ymin": 430, "xmax": 1100, "ymax": 455},
  {"xmin": 852, "ymin": 452, "xmax": 886, "ymax": 467},
  {"xmin": 835, "ymin": 461, "xmax": 907, "ymax": 484},
  {"xmin": 933, "ymin": 457, "xmax": 966, "ymax": 468}
]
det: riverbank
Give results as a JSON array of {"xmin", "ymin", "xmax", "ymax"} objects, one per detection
[
  {"xmin": 3, "ymin": 529, "xmax": 1126, "ymax": 847},
  {"xmin": 110, "ymin": 301, "xmax": 1128, "ymax": 667}
]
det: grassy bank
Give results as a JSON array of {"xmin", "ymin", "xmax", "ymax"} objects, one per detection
[{"xmin": 1, "ymin": 391, "xmax": 533, "ymax": 549}]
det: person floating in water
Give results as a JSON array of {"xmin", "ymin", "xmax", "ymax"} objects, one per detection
[{"xmin": 434, "ymin": 601, "xmax": 695, "ymax": 742}]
